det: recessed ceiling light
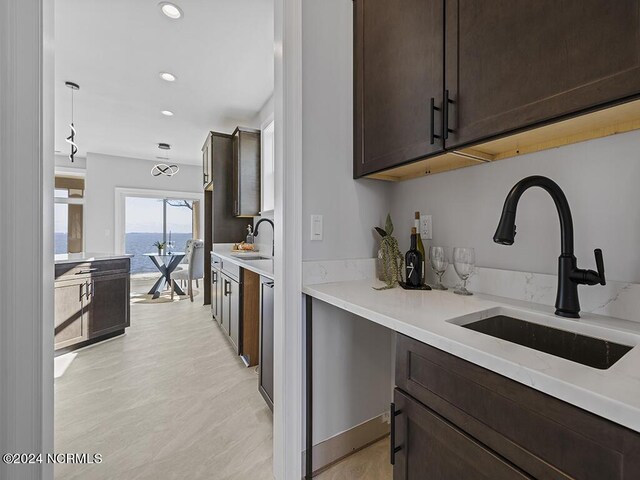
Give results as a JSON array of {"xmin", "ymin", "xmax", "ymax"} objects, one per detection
[
  {"xmin": 161, "ymin": 110, "xmax": 174, "ymax": 116},
  {"xmin": 159, "ymin": 2, "xmax": 182, "ymax": 19},
  {"xmin": 158, "ymin": 143, "xmax": 171, "ymax": 150},
  {"xmin": 159, "ymin": 72, "xmax": 176, "ymax": 82}
]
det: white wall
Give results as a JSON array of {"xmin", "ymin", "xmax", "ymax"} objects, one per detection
[
  {"xmin": 55, "ymin": 153, "xmax": 86, "ymax": 171},
  {"xmin": 311, "ymin": 300, "xmax": 392, "ymax": 444},
  {"xmin": 301, "ymin": 0, "xmax": 393, "ymax": 450},
  {"xmin": 390, "ymin": 129, "xmax": 640, "ymax": 284},
  {"xmin": 251, "ymin": 94, "xmax": 276, "ymax": 254},
  {"xmin": 84, "ymin": 153, "xmax": 202, "ymax": 253},
  {"xmin": 302, "ymin": 0, "xmax": 390, "ymax": 261}
]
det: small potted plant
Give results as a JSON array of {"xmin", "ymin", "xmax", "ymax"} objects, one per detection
[
  {"xmin": 374, "ymin": 214, "xmax": 404, "ymax": 290},
  {"xmin": 152, "ymin": 240, "xmax": 166, "ymax": 255}
]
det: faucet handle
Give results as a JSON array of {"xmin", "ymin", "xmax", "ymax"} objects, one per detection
[{"xmin": 594, "ymin": 249, "xmax": 606, "ymax": 285}]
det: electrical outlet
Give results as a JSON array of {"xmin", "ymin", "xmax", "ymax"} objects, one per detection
[{"xmin": 420, "ymin": 214, "xmax": 432, "ymax": 240}]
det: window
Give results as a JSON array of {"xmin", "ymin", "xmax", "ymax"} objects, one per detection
[
  {"xmin": 124, "ymin": 197, "xmax": 200, "ymax": 274},
  {"xmin": 261, "ymin": 119, "xmax": 275, "ymax": 213},
  {"xmin": 54, "ymin": 176, "xmax": 85, "ymax": 254}
]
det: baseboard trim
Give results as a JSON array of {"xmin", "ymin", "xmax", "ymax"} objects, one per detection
[{"xmin": 303, "ymin": 413, "xmax": 390, "ymax": 476}]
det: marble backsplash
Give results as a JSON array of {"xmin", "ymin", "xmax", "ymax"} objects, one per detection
[{"xmin": 303, "ymin": 258, "xmax": 640, "ymax": 324}]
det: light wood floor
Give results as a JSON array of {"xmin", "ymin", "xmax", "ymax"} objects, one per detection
[
  {"xmin": 316, "ymin": 438, "xmax": 392, "ymax": 480},
  {"xmin": 55, "ymin": 278, "xmax": 389, "ymax": 479}
]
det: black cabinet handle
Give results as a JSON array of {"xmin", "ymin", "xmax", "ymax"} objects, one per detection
[
  {"xmin": 430, "ymin": 98, "xmax": 441, "ymax": 145},
  {"xmin": 212, "ymin": 270, "xmax": 217, "ymax": 284},
  {"xmin": 264, "ymin": 282, "xmax": 274, "ymax": 288},
  {"xmin": 224, "ymin": 280, "xmax": 231, "ymax": 296},
  {"xmin": 443, "ymin": 89, "xmax": 455, "ymax": 140},
  {"xmin": 79, "ymin": 282, "xmax": 84, "ymax": 301},
  {"xmin": 390, "ymin": 402, "xmax": 402, "ymax": 465}
]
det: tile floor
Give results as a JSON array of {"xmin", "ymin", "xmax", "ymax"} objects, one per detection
[{"xmin": 54, "ymin": 277, "xmax": 388, "ymax": 479}]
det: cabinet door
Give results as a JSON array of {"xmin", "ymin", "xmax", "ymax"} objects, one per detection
[
  {"xmin": 354, "ymin": 0, "xmax": 445, "ymax": 177},
  {"xmin": 87, "ymin": 273, "xmax": 130, "ymax": 338},
  {"xmin": 259, "ymin": 279, "xmax": 274, "ymax": 410},
  {"xmin": 54, "ymin": 278, "xmax": 88, "ymax": 349},
  {"xmin": 393, "ymin": 389, "xmax": 531, "ymax": 480},
  {"xmin": 216, "ymin": 270, "xmax": 225, "ymax": 326},
  {"xmin": 445, "ymin": 0, "xmax": 640, "ymax": 148},
  {"xmin": 228, "ymin": 277, "xmax": 241, "ymax": 351},
  {"xmin": 232, "ymin": 128, "xmax": 261, "ymax": 217},
  {"xmin": 221, "ymin": 277, "xmax": 231, "ymax": 335},
  {"xmin": 211, "ymin": 268, "xmax": 219, "ymax": 320}
]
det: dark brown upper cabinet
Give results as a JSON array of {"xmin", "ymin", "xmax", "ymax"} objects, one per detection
[
  {"xmin": 354, "ymin": 0, "xmax": 640, "ymax": 179},
  {"xmin": 353, "ymin": 0, "xmax": 445, "ymax": 178},
  {"xmin": 232, "ymin": 127, "xmax": 261, "ymax": 217},
  {"xmin": 445, "ymin": 0, "xmax": 640, "ymax": 149}
]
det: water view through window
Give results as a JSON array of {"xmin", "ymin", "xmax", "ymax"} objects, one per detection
[{"xmin": 125, "ymin": 197, "xmax": 195, "ymax": 274}]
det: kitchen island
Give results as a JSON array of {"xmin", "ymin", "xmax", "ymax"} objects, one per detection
[{"xmin": 54, "ymin": 253, "xmax": 133, "ymax": 354}]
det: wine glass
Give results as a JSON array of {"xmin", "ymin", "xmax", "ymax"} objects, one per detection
[
  {"xmin": 453, "ymin": 247, "xmax": 475, "ymax": 296},
  {"xmin": 429, "ymin": 246, "xmax": 449, "ymax": 290}
]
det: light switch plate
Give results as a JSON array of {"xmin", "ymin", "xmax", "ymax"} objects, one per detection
[
  {"xmin": 310, "ymin": 214, "xmax": 323, "ymax": 241},
  {"xmin": 420, "ymin": 215, "xmax": 432, "ymax": 240}
]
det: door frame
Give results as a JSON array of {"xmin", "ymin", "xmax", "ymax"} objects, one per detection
[
  {"xmin": 273, "ymin": 0, "xmax": 304, "ymax": 478},
  {"xmin": 0, "ymin": 0, "xmax": 55, "ymax": 479}
]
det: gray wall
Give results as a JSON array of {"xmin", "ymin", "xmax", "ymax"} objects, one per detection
[
  {"xmin": 84, "ymin": 152, "xmax": 202, "ymax": 253},
  {"xmin": 389, "ymin": 129, "xmax": 640, "ymax": 284},
  {"xmin": 302, "ymin": 0, "xmax": 393, "ymax": 448}
]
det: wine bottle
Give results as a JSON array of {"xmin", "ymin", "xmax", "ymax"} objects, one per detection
[
  {"xmin": 405, "ymin": 227, "xmax": 423, "ymax": 287},
  {"xmin": 414, "ymin": 211, "xmax": 425, "ymax": 283}
]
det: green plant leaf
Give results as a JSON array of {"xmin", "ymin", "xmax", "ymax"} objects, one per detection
[
  {"xmin": 385, "ymin": 213, "xmax": 393, "ymax": 236},
  {"xmin": 375, "ymin": 227, "xmax": 387, "ymax": 238}
]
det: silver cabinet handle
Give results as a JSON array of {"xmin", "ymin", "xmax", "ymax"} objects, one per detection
[{"xmin": 76, "ymin": 268, "xmax": 98, "ymax": 274}]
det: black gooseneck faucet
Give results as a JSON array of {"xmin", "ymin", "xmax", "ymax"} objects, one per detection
[
  {"xmin": 493, "ymin": 175, "xmax": 605, "ymax": 318},
  {"xmin": 254, "ymin": 218, "xmax": 275, "ymax": 257}
]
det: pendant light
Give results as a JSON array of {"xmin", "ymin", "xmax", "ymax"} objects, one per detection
[
  {"xmin": 152, "ymin": 143, "xmax": 179, "ymax": 177},
  {"xmin": 65, "ymin": 81, "xmax": 80, "ymax": 162}
]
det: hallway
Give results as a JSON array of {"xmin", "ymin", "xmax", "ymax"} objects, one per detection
[{"xmin": 54, "ymin": 279, "xmax": 273, "ymax": 479}]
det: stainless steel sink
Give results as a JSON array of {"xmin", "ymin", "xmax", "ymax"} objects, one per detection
[{"xmin": 449, "ymin": 307, "xmax": 635, "ymax": 370}]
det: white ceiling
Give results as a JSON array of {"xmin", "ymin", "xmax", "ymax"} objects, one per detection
[{"xmin": 54, "ymin": 0, "xmax": 274, "ymax": 165}]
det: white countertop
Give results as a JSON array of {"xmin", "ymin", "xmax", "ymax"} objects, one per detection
[
  {"xmin": 303, "ymin": 279, "xmax": 640, "ymax": 433},
  {"xmin": 54, "ymin": 252, "xmax": 134, "ymax": 264},
  {"xmin": 211, "ymin": 244, "xmax": 274, "ymax": 280}
]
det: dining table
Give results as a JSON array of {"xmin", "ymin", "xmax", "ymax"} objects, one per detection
[{"xmin": 143, "ymin": 252, "xmax": 186, "ymax": 299}]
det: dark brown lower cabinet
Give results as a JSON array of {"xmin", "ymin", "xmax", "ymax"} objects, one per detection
[
  {"xmin": 393, "ymin": 334, "xmax": 640, "ymax": 479},
  {"xmin": 393, "ymin": 389, "xmax": 530, "ymax": 480},
  {"xmin": 221, "ymin": 272, "xmax": 241, "ymax": 352},
  {"xmin": 211, "ymin": 265, "xmax": 222, "ymax": 322},
  {"xmin": 259, "ymin": 277, "xmax": 274, "ymax": 410},
  {"xmin": 87, "ymin": 273, "xmax": 130, "ymax": 337},
  {"xmin": 54, "ymin": 258, "xmax": 130, "ymax": 353}
]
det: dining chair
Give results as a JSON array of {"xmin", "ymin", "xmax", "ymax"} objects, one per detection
[{"xmin": 171, "ymin": 239, "xmax": 204, "ymax": 302}]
